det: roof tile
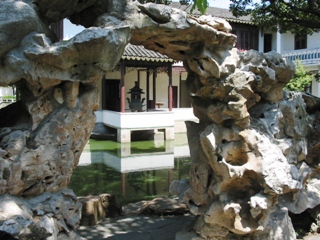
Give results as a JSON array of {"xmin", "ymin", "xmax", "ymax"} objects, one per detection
[{"xmin": 122, "ymin": 43, "xmax": 174, "ymax": 62}]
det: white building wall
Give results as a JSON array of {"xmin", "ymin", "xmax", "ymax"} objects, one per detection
[
  {"xmin": 311, "ymin": 79, "xmax": 320, "ymax": 97},
  {"xmin": 156, "ymin": 72, "xmax": 169, "ymax": 108},
  {"xmin": 278, "ymin": 32, "xmax": 320, "ymax": 52},
  {"xmin": 258, "ymin": 29, "xmax": 264, "ymax": 52},
  {"xmin": 268, "ymin": 30, "xmax": 320, "ymax": 97},
  {"xmin": 308, "ymin": 33, "xmax": 320, "ymax": 49},
  {"xmin": 271, "ymin": 32, "xmax": 277, "ymax": 51},
  {"xmin": 281, "ymin": 33, "xmax": 295, "ymax": 52},
  {"xmin": 0, "ymin": 87, "xmax": 14, "ymax": 97}
]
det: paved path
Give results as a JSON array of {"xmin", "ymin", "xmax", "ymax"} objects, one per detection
[
  {"xmin": 78, "ymin": 214, "xmax": 194, "ymax": 240},
  {"xmin": 77, "ymin": 198, "xmax": 320, "ymax": 240},
  {"xmin": 78, "ymin": 199, "xmax": 194, "ymax": 240}
]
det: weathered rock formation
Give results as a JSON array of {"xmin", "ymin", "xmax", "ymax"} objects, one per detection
[
  {"xmin": 0, "ymin": 0, "xmax": 319, "ymax": 239},
  {"xmin": 0, "ymin": 1, "xmax": 129, "ymax": 238},
  {"xmin": 79, "ymin": 194, "xmax": 122, "ymax": 226},
  {"xmin": 137, "ymin": 196, "xmax": 188, "ymax": 216}
]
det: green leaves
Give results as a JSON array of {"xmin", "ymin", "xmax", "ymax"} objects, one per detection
[
  {"xmin": 230, "ymin": 0, "xmax": 320, "ymax": 35},
  {"xmin": 285, "ymin": 59, "xmax": 315, "ymax": 91},
  {"xmin": 190, "ymin": 0, "xmax": 208, "ymax": 14}
]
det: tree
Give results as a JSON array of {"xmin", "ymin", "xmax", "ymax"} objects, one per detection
[
  {"xmin": 229, "ymin": 0, "xmax": 320, "ymax": 35},
  {"xmin": 138, "ymin": 0, "xmax": 209, "ymax": 14},
  {"xmin": 285, "ymin": 59, "xmax": 316, "ymax": 91},
  {"xmin": 179, "ymin": 0, "xmax": 208, "ymax": 13}
]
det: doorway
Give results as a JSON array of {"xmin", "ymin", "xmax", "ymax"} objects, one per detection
[{"xmin": 102, "ymin": 79, "xmax": 120, "ymax": 111}]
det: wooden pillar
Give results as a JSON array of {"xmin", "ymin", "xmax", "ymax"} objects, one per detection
[
  {"xmin": 120, "ymin": 62, "xmax": 126, "ymax": 113},
  {"xmin": 179, "ymin": 71, "xmax": 182, "ymax": 108},
  {"xmin": 153, "ymin": 69, "xmax": 157, "ymax": 109},
  {"xmin": 168, "ymin": 63, "xmax": 173, "ymax": 111},
  {"xmin": 146, "ymin": 68, "xmax": 150, "ymax": 111}
]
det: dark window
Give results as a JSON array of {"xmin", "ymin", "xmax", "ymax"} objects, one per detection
[
  {"xmin": 295, "ymin": 34, "xmax": 307, "ymax": 50},
  {"xmin": 264, "ymin": 34, "xmax": 272, "ymax": 52},
  {"xmin": 231, "ymin": 23, "xmax": 259, "ymax": 51}
]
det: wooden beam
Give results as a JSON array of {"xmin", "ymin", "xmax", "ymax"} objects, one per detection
[
  {"xmin": 120, "ymin": 62, "xmax": 126, "ymax": 112},
  {"xmin": 168, "ymin": 64, "xmax": 173, "ymax": 111},
  {"xmin": 153, "ymin": 69, "xmax": 157, "ymax": 109},
  {"xmin": 146, "ymin": 68, "xmax": 150, "ymax": 111}
]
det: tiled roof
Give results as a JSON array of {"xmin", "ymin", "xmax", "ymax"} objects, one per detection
[
  {"xmin": 169, "ymin": 2, "xmax": 253, "ymax": 25},
  {"xmin": 122, "ymin": 43, "xmax": 174, "ymax": 63}
]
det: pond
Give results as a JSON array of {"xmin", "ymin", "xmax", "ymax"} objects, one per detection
[{"xmin": 69, "ymin": 133, "xmax": 191, "ymax": 205}]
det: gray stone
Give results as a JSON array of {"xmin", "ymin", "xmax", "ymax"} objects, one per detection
[
  {"xmin": 137, "ymin": 196, "xmax": 188, "ymax": 216},
  {"xmin": 79, "ymin": 194, "xmax": 122, "ymax": 226},
  {"xmin": 0, "ymin": 1, "xmax": 52, "ymax": 58},
  {"xmin": 0, "ymin": 0, "xmax": 319, "ymax": 239},
  {"xmin": 0, "ymin": 190, "xmax": 82, "ymax": 240}
]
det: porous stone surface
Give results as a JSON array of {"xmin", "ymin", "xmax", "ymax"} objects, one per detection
[
  {"xmin": 0, "ymin": 189, "xmax": 81, "ymax": 240},
  {"xmin": 0, "ymin": 0, "xmax": 319, "ymax": 239},
  {"xmin": 0, "ymin": 1, "xmax": 130, "ymax": 238},
  {"xmin": 170, "ymin": 41, "xmax": 320, "ymax": 240},
  {"xmin": 137, "ymin": 196, "xmax": 188, "ymax": 216},
  {"xmin": 79, "ymin": 194, "xmax": 122, "ymax": 226}
]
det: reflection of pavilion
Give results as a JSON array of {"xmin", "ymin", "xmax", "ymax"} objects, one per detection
[
  {"xmin": 78, "ymin": 140, "xmax": 176, "ymax": 172},
  {"xmin": 78, "ymin": 139, "xmax": 190, "ymax": 197}
]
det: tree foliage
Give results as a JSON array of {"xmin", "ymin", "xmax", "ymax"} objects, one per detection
[
  {"xmin": 229, "ymin": 0, "xmax": 320, "ymax": 34},
  {"xmin": 137, "ymin": 0, "xmax": 208, "ymax": 14},
  {"xmin": 181, "ymin": 0, "xmax": 208, "ymax": 13},
  {"xmin": 285, "ymin": 59, "xmax": 315, "ymax": 91}
]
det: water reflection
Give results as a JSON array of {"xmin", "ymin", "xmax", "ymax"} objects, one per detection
[{"xmin": 69, "ymin": 133, "xmax": 191, "ymax": 205}]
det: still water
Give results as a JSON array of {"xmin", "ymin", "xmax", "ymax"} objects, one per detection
[{"xmin": 69, "ymin": 133, "xmax": 191, "ymax": 205}]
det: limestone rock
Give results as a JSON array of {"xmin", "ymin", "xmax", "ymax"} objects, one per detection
[
  {"xmin": 125, "ymin": 1, "xmax": 236, "ymax": 62},
  {"xmin": 0, "ymin": 1, "xmax": 130, "ymax": 238},
  {"xmin": 79, "ymin": 194, "xmax": 122, "ymax": 226},
  {"xmin": 182, "ymin": 90, "xmax": 317, "ymax": 239},
  {"xmin": 0, "ymin": 189, "xmax": 82, "ymax": 240},
  {"xmin": 0, "ymin": 1, "xmax": 319, "ymax": 239},
  {"xmin": 169, "ymin": 179, "xmax": 190, "ymax": 201},
  {"xmin": 138, "ymin": 196, "xmax": 188, "ymax": 216},
  {"xmin": 0, "ymin": 1, "xmax": 53, "ymax": 58},
  {"xmin": 302, "ymin": 92, "xmax": 320, "ymax": 112}
]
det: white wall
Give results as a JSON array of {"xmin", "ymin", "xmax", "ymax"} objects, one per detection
[
  {"xmin": 262, "ymin": 30, "xmax": 320, "ymax": 53},
  {"xmin": 311, "ymin": 80, "xmax": 320, "ymax": 97},
  {"xmin": 308, "ymin": 33, "xmax": 320, "ymax": 49},
  {"xmin": 277, "ymin": 32, "xmax": 320, "ymax": 52},
  {"xmin": 281, "ymin": 33, "xmax": 295, "ymax": 52},
  {"xmin": 0, "ymin": 87, "xmax": 14, "ymax": 97}
]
